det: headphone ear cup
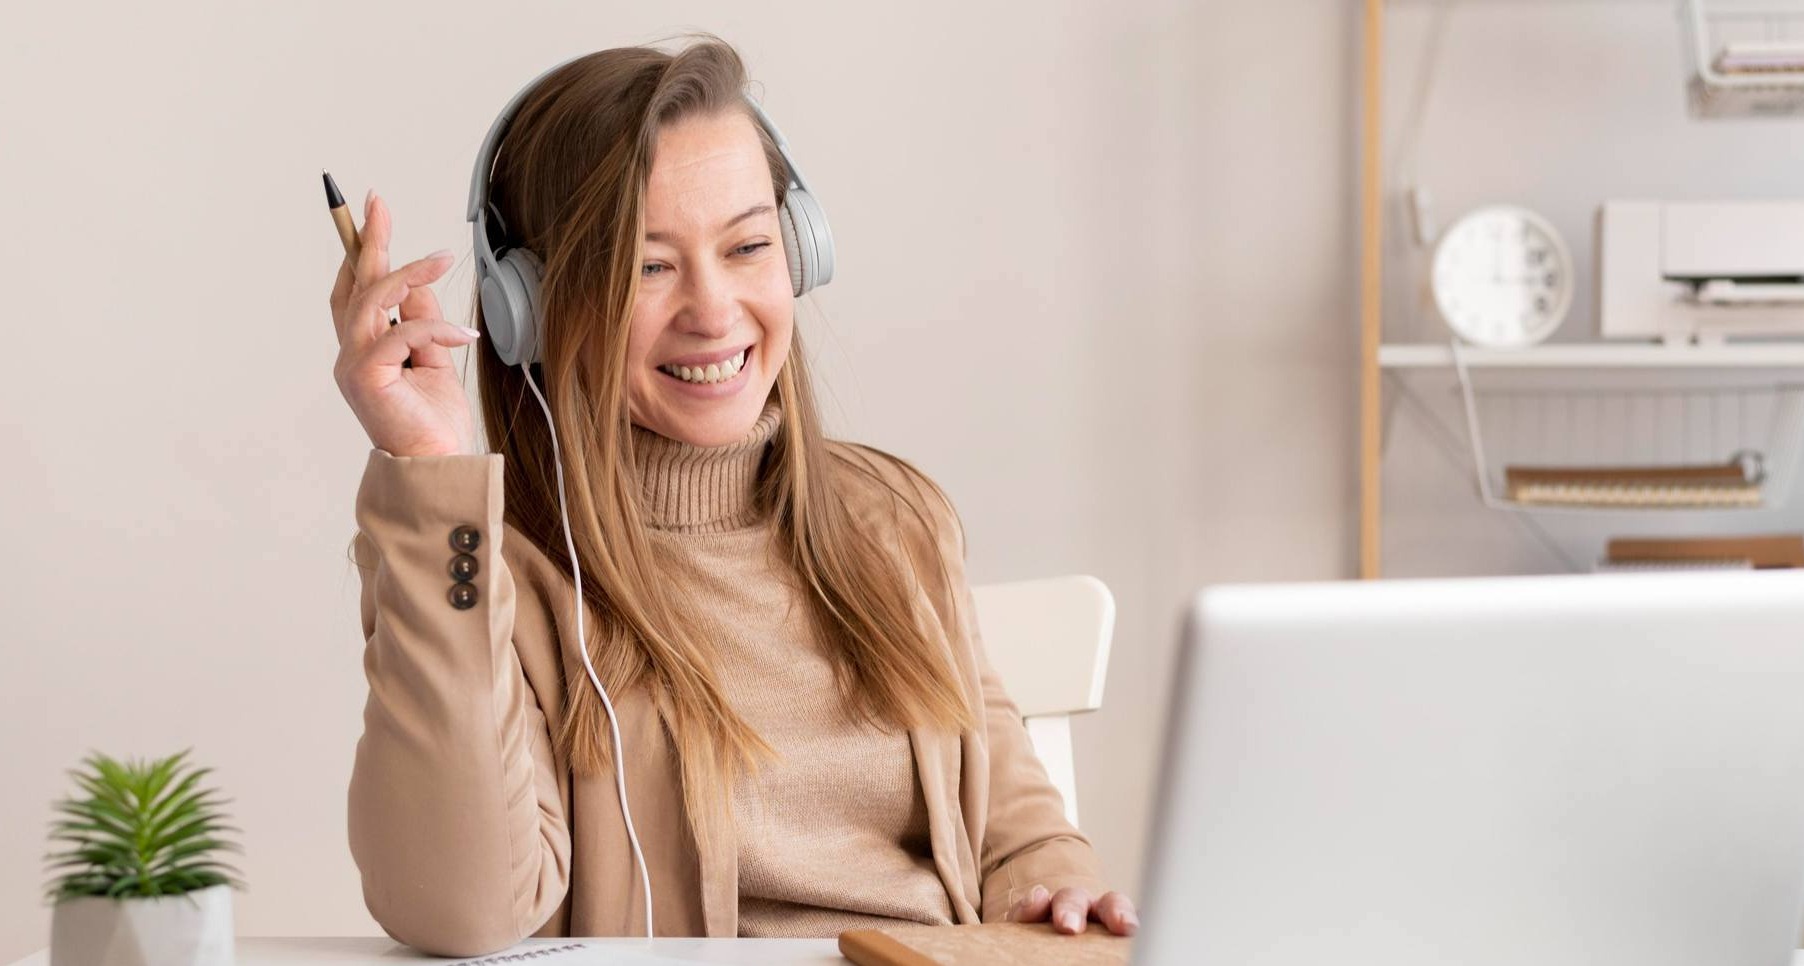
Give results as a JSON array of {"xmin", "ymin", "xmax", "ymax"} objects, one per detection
[
  {"xmin": 482, "ymin": 248, "xmax": 544, "ymax": 366},
  {"xmin": 508, "ymin": 247, "xmax": 544, "ymax": 329},
  {"xmin": 780, "ymin": 188, "xmax": 834, "ymax": 297},
  {"xmin": 479, "ymin": 272, "xmax": 522, "ymax": 366},
  {"xmin": 778, "ymin": 202, "xmax": 808, "ymax": 297}
]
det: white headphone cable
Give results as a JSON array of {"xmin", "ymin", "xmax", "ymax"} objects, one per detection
[{"xmin": 517, "ymin": 364, "xmax": 656, "ymax": 939}]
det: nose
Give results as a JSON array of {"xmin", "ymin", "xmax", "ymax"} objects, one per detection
[{"xmin": 676, "ymin": 260, "xmax": 736, "ymax": 339}]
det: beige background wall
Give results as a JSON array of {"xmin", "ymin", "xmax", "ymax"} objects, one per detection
[{"xmin": 0, "ymin": 0, "xmax": 1358, "ymax": 958}]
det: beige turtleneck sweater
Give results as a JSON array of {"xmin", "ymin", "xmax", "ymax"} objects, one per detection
[
  {"xmin": 346, "ymin": 395, "xmax": 1105, "ymax": 953},
  {"xmin": 629, "ymin": 402, "xmax": 955, "ymax": 937}
]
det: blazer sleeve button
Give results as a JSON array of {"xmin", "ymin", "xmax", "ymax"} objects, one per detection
[
  {"xmin": 448, "ymin": 583, "xmax": 479, "ymax": 610},
  {"xmin": 449, "ymin": 553, "xmax": 480, "ymax": 582},
  {"xmin": 450, "ymin": 525, "xmax": 482, "ymax": 554}
]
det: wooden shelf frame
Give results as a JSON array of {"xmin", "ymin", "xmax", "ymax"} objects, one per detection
[{"xmin": 1360, "ymin": 0, "xmax": 1385, "ymax": 579}]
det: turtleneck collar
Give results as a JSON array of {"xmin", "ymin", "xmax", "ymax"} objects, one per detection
[{"xmin": 630, "ymin": 401, "xmax": 783, "ymax": 534}]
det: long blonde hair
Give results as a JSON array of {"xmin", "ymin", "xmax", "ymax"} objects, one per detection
[{"xmin": 471, "ymin": 35, "xmax": 972, "ymax": 845}]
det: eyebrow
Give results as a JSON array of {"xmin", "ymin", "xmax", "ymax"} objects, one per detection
[{"xmin": 644, "ymin": 204, "xmax": 775, "ymax": 244}]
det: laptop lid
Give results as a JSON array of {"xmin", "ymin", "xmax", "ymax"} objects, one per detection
[{"xmin": 1135, "ymin": 571, "xmax": 1804, "ymax": 966}]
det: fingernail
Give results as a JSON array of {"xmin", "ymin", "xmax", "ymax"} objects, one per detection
[
  {"xmin": 460, "ymin": 326, "xmax": 481, "ymax": 337},
  {"xmin": 1031, "ymin": 885, "xmax": 1049, "ymax": 902},
  {"xmin": 426, "ymin": 248, "xmax": 454, "ymax": 261},
  {"xmin": 1059, "ymin": 912, "xmax": 1079, "ymax": 931},
  {"xmin": 364, "ymin": 188, "xmax": 373, "ymax": 213}
]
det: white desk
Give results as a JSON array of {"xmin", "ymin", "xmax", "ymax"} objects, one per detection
[
  {"xmin": 12, "ymin": 939, "xmax": 1804, "ymax": 966},
  {"xmin": 5, "ymin": 936, "xmax": 845, "ymax": 965}
]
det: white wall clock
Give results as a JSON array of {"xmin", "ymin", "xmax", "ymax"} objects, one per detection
[{"xmin": 1431, "ymin": 204, "xmax": 1574, "ymax": 348}]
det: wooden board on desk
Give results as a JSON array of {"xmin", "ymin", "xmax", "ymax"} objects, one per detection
[{"xmin": 839, "ymin": 922, "xmax": 1130, "ymax": 966}]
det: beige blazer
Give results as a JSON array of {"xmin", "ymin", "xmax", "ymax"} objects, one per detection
[{"xmin": 344, "ymin": 443, "xmax": 1106, "ymax": 957}]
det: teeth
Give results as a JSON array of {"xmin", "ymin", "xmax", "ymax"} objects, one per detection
[{"xmin": 661, "ymin": 349, "xmax": 747, "ymax": 385}]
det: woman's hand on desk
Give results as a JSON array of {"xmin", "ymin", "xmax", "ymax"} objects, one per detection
[
  {"xmin": 329, "ymin": 191, "xmax": 482, "ymax": 458},
  {"xmin": 1006, "ymin": 884, "xmax": 1138, "ymax": 937}
]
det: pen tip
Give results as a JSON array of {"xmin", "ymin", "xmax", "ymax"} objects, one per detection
[{"xmin": 322, "ymin": 170, "xmax": 345, "ymax": 209}]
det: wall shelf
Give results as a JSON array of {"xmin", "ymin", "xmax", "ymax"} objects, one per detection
[
  {"xmin": 1358, "ymin": 2, "xmax": 1804, "ymax": 575},
  {"xmin": 1684, "ymin": 0, "xmax": 1804, "ymax": 119},
  {"xmin": 1380, "ymin": 342, "xmax": 1804, "ymax": 370},
  {"xmin": 1381, "ymin": 340, "xmax": 1804, "ymax": 525}
]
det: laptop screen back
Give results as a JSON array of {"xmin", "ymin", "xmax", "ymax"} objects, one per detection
[{"xmin": 1135, "ymin": 571, "xmax": 1804, "ymax": 966}]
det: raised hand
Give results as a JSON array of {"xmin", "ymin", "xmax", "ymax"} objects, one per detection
[{"xmin": 328, "ymin": 191, "xmax": 480, "ymax": 458}]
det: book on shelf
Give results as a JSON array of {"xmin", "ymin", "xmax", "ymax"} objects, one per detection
[
  {"xmin": 1715, "ymin": 41, "xmax": 1804, "ymax": 75},
  {"xmin": 1597, "ymin": 534, "xmax": 1804, "ymax": 573},
  {"xmin": 1504, "ymin": 459, "xmax": 1761, "ymax": 509},
  {"xmin": 1594, "ymin": 558, "xmax": 1756, "ymax": 573}
]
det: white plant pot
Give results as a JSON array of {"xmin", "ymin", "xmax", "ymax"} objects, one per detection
[{"xmin": 50, "ymin": 884, "xmax": 234, "ymax": 966}]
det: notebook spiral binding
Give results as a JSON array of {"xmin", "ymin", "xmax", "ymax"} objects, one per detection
[{"xmin": 454, "ymin": 941, "xmax": 590, "ymax": 963}]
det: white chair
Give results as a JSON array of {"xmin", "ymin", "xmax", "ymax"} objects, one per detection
[{"xmin": 970, "ymin": 574, "xmax": 1115, "ymax": 828}]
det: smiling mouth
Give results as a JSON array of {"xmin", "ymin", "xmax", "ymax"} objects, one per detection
[{"xmin": 657, "ymin": 346, "xmax": 751, "ymax": 385}]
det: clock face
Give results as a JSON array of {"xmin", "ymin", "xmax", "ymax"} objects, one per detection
[{"xmin": 1431, "ymin": 205, "xmax": 1573, "ymax": 348}]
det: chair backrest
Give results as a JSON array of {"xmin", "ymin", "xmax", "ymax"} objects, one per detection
[{"xmin": 970, "ymin": 574, "xmax": 1115, "ymax": 828}]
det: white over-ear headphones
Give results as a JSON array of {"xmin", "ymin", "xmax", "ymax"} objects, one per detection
[{"xmin": 465, "ymin": 52, "xmax": 835, "ymax": 367}]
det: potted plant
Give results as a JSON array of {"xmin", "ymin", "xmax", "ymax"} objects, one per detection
[{"xmin": 43, "ymin": 749, "xmax": 243, "ymax": 966}]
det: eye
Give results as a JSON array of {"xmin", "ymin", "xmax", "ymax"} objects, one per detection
[
  {"xmin": 734, "ymin": 242, "xmax": 772, "ymax": 257},
  {"xmin": 641, "ymin": 262, "xmax": 667, "ymax": 277}
]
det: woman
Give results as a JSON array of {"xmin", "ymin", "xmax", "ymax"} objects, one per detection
[{"xmin": 327, "ymin": 36, "xmax": 1136, "ymax": 957}]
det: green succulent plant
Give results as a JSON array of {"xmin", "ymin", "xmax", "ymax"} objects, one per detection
[{"xmin": 43, "ymin": 749, "xmax": 244, "ymax": 901}]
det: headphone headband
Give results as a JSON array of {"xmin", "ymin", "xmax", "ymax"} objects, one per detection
[
  {"xmin": 465, "ymin": 53, "xmax": 816, "ymax": 230},
  {"xmin": 467, "ymin": 48, "xmax": 834, "ymax": 368}
]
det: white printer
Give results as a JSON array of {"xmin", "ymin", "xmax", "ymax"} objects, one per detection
[{"xmin": 1598, "ymin": 200, "xmax": 1804, "ymax": 342}]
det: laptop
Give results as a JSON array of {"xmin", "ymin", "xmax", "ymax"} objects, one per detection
[{"xmin": 1134, "ymin": 570, "xmax": 1804, "ymax": 966}]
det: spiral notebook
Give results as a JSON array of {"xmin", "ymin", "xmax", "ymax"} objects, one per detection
[
  {"xmin": 1504, "ymin": 459, "xmax": 1762, "ymax": 509},
  {"xmin": 454, "ymin": 946, "xmax": 588, "ymax": 966},
  {"xmin": 448, "ymin": 940, "xmax": 748, "ymax": 964},
  {"xmin": 452, "ymin": 941, "xmax": 589, "ymax": 964}
]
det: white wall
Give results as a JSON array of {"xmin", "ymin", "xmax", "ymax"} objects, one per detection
[{"xmin": 0, "ymin": 0, "xmax": 1359, "ymax": 958}]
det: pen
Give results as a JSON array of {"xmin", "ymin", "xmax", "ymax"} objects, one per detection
[{"xmin": 322, "ymin": 169, "xmax": 409, "ymax": 367}]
